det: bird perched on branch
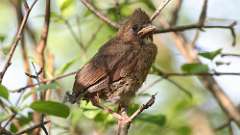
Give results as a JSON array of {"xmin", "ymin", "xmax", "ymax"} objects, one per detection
[{"xmin": 66, "ymin": 8, "xmax": 157, "ymax": 109}]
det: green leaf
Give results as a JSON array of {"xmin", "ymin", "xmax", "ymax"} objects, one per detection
[
  {"xmin": 30, "ymin": 101, "xmax": 70, "ymax": 118},
  {"xmin": 198, "ymin": 49, "xmax": 222, "ymax": 60},
  {"xmin": 57, "ymin": 0, "xmax": 75, "ymax": 17},
  {"xmin": 138, "ymin": 114, "xmax": 166, "ymax": 126},
  {"xmin": 59, "ymin": 0, "xmax": 74, "ymax": 13},
  {"xmin": 177, "ymin": 126, "xmax": 192, "ymax": 135},
  {"xmin": 10, "ymin": 113, "xmax": 32, "ymax": 133},
  {"xmin": 2, "ymin": 46, "xmax": 11, "ymax": 55},
  {"xmin": 55, "ymin": 58, "xmax": 77, "ymax": 75},
  {"xmin": 82, "ymin": 102, "xmax": 101, "ymax": 119},
  {"xmin": 181, "ymin": 63, "xmax": 209, "ymax": 73},
  {"xmin": 36, "ymin": 83, "xmax": 58, "ymax": 91},
  {"xmin": 0, "ymin": 84, "xmax": 9, "ymax": 100},
  {"xmin": 0, "ymin": 34, "xmax": 6, "ymax": 42}
]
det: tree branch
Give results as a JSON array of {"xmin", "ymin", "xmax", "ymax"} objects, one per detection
[
  {"xmin": 13, "ymin": 71, "xmax": 77, "ymax": 93},
  {"xmin": 15, "ymin": 121, "xmax": 50, "ymax": 135},
  {"xmin": 117, "ymin": 95, "xmax": 156, "ymax": 135},
  {"xmin": 80, "ymin": 0, "xmax": 120, "ymax": 29},
  {"xmin": 0, "ymin": 0, "xmax": 39, "ymax": 83},
  {"xmin": 153, "ymin": 22, "xmax": 237, "ymax": 45},
  {"xmin": 151, "ymin": 0, "xmax": 172, "ymax": 21}
]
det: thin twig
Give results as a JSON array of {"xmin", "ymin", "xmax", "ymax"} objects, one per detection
[
  {"xmin": 129, "ymin": 94, "xmax": 156, "ymax": 121},
  {"xmin": 2, "ymin": 113, "xmax": 17, "ymax": 129},
  {"xmin": 80, "ymin": 0, "xmax": 120, "ymax": 29},
  {"xmin": 169, "ymin": 0, "xmax": 183, "ymax": 26},
  {"xmin": 154, "ymin": 22, "xmax": 236, "ymax": 33},
  {"xmin": 36, "ymin": 0, "xmax": 51, "ymax": 80},
  {"xmin": 221, "ymin": 53, "xmax": 240, "ymax": 57},
  {"xmin": 215, "ymin": 119, "xmax": 231, "ymax": 131},
  {"xmin": 12, "ymin": 0, "xmax": 36, "ymax": 108},
  {"xmin": 117, "ymin": 95, "xmax": 156, "ymax": 135},
  {"xmin": 198, "ymin": 0, "xmax": 208, "ymax": 26},
  {"xmin": 150, "ymin": 0, "xmax": 172, "ymax": 21},
  {"xmin": 161, "ymin": 71, "xmax": 240, "ymax": 77},
  {"xmin": 64, "ymin": 20, "xmax": 86, "ymax": 51},
  {"xmin": 34, "ymin": 0, "xmax": 51, "ymax": 134},
  {"xmin": 0, "ymin": 0, "xmax": 39, "ymax": 83},
  {"xmin": 164, "ymin": 78, "xmax": 192, "ymax": 98},
  {"xmin": 15, "ymin": 121, "xmax": 50, "ymax": 135},
  {"xmin": 13, "ymin": 71, "xmax": 77, "ymax": 93},
  {"xmin": 86, "ymin": 23, "xmax": 104, "ymax": 49}
]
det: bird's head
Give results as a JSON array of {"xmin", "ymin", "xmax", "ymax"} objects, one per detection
[{"xmin": 118, "ymin": 8, "xmax": 156, "ymax": 42}]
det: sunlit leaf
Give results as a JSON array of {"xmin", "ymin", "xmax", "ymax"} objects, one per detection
[
  {"xmin": 30, "ymin": 101, "xmax": 70, "ymax": 118},
  {"xmin": 198, "ymin": 49, "xmax": 222, "ymax": 60},
  {"xmin": 59, "ymin": 0, "xmax": 74, "ymax": 12},
  {"xmin": 181, "ymin": 63, "xmax": 209, "ymax": 73},
  {"xmin": 83, "ymin": 109, "xmax": 101, "ymax": 119},
  {"xmin": 127, "ymin": 103, "xmax": 139, "ymax": 115},
  {"xmin": 82, "ymin": 102, "xmax": 101, "ymax": 119},
  {"xmin": 57, "ymin": 0, "xmax": 75, "ymax": 17},
  {"xmin": 94, "ymin": 112, "xmax": 115, "ymax": 127},
  {"xmin": 2, "ymin": 46, "xmax": 11, "ymax": 55},
  {"xmin": 0, "ymin": 84, "xmax": 9, "ymax": 100},
  {"xmin": 0, "ymin": 34, "xmax": 6, "ymax": 42},
  {"xmin": 177, "ymin": 126, "xmax": 192, "ymax": 135},
  {"xmin": 10, "ymin": 113, "xmax": 32, "ymax": 133},
  {"xmin": 138, "ymin": 114, "xmax": 166, "ymax": 126}
]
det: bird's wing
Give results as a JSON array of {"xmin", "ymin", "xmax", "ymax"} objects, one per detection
[{"xmin": 73, "ymin": 39, "xmax": 138, "ymax": 94}]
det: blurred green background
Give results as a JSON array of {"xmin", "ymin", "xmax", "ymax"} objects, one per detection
[{"xmin": 0, "ymin": 0, "xmax": 240, "ymax": 135}]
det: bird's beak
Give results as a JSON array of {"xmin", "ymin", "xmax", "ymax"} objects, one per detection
[{"xmin": 138, "ymin": 24, "xmax": 156, "ymax": 37}]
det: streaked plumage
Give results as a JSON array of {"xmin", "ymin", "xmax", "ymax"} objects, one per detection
[{"xmin": 68, "ymin": 9, "xmax": 157, "ymax": 107}]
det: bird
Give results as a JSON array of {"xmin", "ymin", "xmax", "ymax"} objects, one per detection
[{"xmin": 66, "ymin": 8, "xmax": 157, "ymax": 110}]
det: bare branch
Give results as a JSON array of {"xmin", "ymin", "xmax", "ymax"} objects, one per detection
[
  {"xmin": 0, "ymin": 0, "xmax": 39, "ymax": 83},
  {"xmin": 13, "ymin": 71, "xmax": 77, "ymax": 93},
  {"xmin": 36, "ymin": 0, "xmax": 51, "ymax": 79},
  {"xmin": 169, "ymin": 0, "xmax": 183, "ymax": 26},
  {"xmin": 64, "ymin": 20, "xmax": 86, "ymax": 51},
  {"xmin": 198, "ymin": 0, "xmax": 208, "ymax": 26},
  {"xmin": 129, "ymin": 94, "xmax": 156, "ymax": 121},
  {"xmin": 221, "ymin": 53, "xmax": 240, "ymax": 57},
  {"xmin": 15, "ymin": 121, "xmax": 50, "ymax": 135},
  {"xmin": 80, "ymin": 0, "xmax": 120, "ymax": 29},
  {"xmin": 150, "ymin": 0, "xmax": 172, "ymax": 21},
  {"xmin": 153, "ymin": 22, "xmax": 237, "ymax": 45},
  {"xmin": 117, "ymin": 95, "xmax": 156, "ymax": 135}
]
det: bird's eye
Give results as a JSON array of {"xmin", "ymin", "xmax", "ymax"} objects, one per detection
[{"xmin": 132, "ymin": 24, "xmax": 138, "ymax": 32}]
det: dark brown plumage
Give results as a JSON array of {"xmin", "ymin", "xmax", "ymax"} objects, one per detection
[{"xmin": 67, "ymin": 9, "xmax": 157, "ymax": 107}]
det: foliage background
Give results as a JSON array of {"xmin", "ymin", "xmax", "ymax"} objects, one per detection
[{"xmin": 0, "ymin": 0, "xmax": 240, "ymax": 135}]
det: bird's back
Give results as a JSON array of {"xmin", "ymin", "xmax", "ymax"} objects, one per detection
[{"xmin": 70, "ymin": 36, "xmax": 157, "ymax": 105}]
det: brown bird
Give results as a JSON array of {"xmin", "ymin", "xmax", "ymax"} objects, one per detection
[{"xmin": 66, "ymin": 8, "xmax": 157, "ymax": 109}]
